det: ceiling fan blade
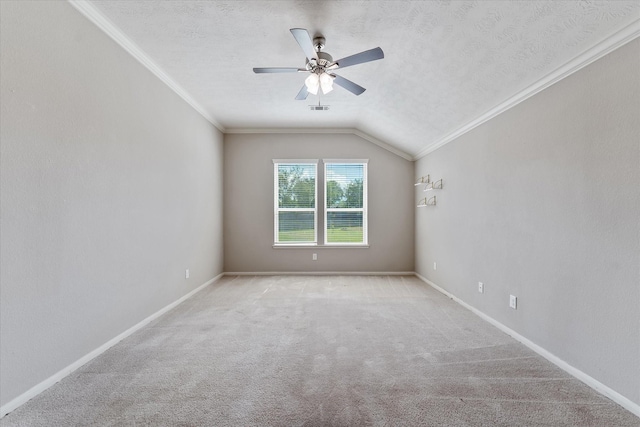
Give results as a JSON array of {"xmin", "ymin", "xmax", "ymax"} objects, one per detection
[
  {"xmin": 332, "ymin": 74, "xmax": 366, "ymax": 96},
  {"xmin": 334, "ymin": 47, "xmax": 384, "ymax": 69},
  {"xmin": 295, "ymin": 85, "xmax": 309, "ymax": 100},
  {"xmin": 290, "ymin": 28, "xmax": 318, "ymax": 61},
  {"xmin": 253, "ymin": 67, "xmax": 303, "ymax": 73}
]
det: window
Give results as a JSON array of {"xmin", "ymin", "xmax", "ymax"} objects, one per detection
[
  {"xmin": 324, "ymin": 160, "xmax": 368, "ymax": 245},
  {"xmin": 273, "ymin": 160, "xmax": 317, "ymax": 245}
]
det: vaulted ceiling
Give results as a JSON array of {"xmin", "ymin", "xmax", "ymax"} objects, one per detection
[{"xmin": 78, "ymin": 1, "xmax": 639, "ymax": 159}]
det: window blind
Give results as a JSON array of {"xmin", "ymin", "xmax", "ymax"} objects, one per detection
[
  {"xmin": 274, "ymin": 162, "xmax": 317, "ymax": 244},
  {"xmin": 324, "ymin": 162, "xmax": 367, "ymax": 245}
]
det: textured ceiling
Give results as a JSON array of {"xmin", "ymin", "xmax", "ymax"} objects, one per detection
[{"xmin": 86, "ymin": 0, "xmax": 639, "ymax": 158}]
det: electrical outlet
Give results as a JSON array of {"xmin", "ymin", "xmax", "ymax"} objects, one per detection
[
  {"xmin": 509, "ymin": 295, "xmax": 517, "ymax": 309},
  {"xmin": 185, "ymin": 269, "xmax": 190, "ymax": 279},
  {"xmin": 433, "ymin": 262, "xmax": 437, "ymax": 270},
  {"xmin": 312, "ymin": 253, "xmax": 317, "ymax": 261},
  {"xmin": 478, "ymin": 282, "xmax": 484, "ymax": 293}
]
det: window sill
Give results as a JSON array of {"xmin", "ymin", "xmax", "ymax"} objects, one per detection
[{"xmin": 273, "ymin": 244, "xmax": 369, "ymax": 249}]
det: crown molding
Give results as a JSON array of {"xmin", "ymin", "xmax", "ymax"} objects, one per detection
[
  {"xmin": 224, "ymin": 271, "xmax": 415, "ymax": 276},
  {"xmin": 67, "ymin": 0, "xmax": 225, "ymax": 132},
  {"xmin": 67, "ymin": 1, "xmax": 638, "ymax": 162},
  {"xmin": 225, "ymin": 127, "xmax": 414, "ymax": 161},
  {"xmin": 64, "ymin": 2, "xmax": 413, "ymax": 162},
  {"xmin": 352, "ymin": 129, "xmax": 413, "ymax": 162},
  {"xmin": 414, "ymin": 18, "xmax": 640, "ymax": 160}
]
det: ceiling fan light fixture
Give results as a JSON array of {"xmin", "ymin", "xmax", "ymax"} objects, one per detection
[
  {"xmin": 305, "ymin": 73, "xmax": 319, "ymax": 95},
  {"xmin": 319, "ymin": 72, "xmax": 334, "ymax": 94},
  {"xmin": 254, "ymin": 28, "xmax": 384, "ymax": 99}
]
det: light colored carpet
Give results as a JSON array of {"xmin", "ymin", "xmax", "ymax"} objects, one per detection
[{"xmin": 2, "ymin": 275, "xmax": 638, "ymax": 426}]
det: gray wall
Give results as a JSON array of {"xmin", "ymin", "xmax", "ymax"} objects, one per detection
[
  {"xmin": 415, "ymin": 39, "xmax": 640, "ymax": 406},
  {"xmin": 224, "ymin": 133, "xmax": 414, "ymax": 272},
  {"xmin": 0, "ymin": 1, "xmax": 224, "ymax": 406}
]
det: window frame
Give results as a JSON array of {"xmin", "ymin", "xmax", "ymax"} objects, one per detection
[
  {"xmin": 323, "ymin": 159, "xmax": 368, "ymax": 246},
  {"xmin": 273, "ymin": 159, "xmax": 318, "ymax": 246}
]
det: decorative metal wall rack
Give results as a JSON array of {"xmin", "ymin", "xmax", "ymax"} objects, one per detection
[
  {"xmin": 417, "ymin": 196, "xmax": 436, "ymax": 208},
  {"xmin": 415, "ymin": 174, "xmax": 443, "ymax": 207}
]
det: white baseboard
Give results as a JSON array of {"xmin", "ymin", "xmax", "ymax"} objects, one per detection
[
  {"xmin": 224, "ymin": 271, "xmax": 415, "ymax": 276},
  {"xmin": 0, "ymin": 273, "xmax": 223, "ymax": 418},
  {"xmin": 5, "ymin": 272, "xmax": 637, "ymax": 419},
  {"xmin": 414, "ymin": 273, "xmax": 640, "ymax": 418}
]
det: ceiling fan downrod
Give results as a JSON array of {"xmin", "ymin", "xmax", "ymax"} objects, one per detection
[{"xmin": 307, "ymin": 35, "xmax": 334, "ymax": 74}]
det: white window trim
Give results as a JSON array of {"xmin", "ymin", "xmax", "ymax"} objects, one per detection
[
  {"xmin": 273, "ymin": 160, "xmax": 318, "ymax": 246},
  {"xmin": 323, "ymin": 160, "xmax": 368, "ymax": 246}
]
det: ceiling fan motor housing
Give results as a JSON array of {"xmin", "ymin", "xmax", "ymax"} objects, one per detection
[{"xmin": 307, "ymin": 51, "xmax": 334, "ymax": 74}]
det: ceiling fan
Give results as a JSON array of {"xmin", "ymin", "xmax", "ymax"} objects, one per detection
[{"xmin": 253, "ymin": 28, "xmax": 384, "ymax": 100}]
